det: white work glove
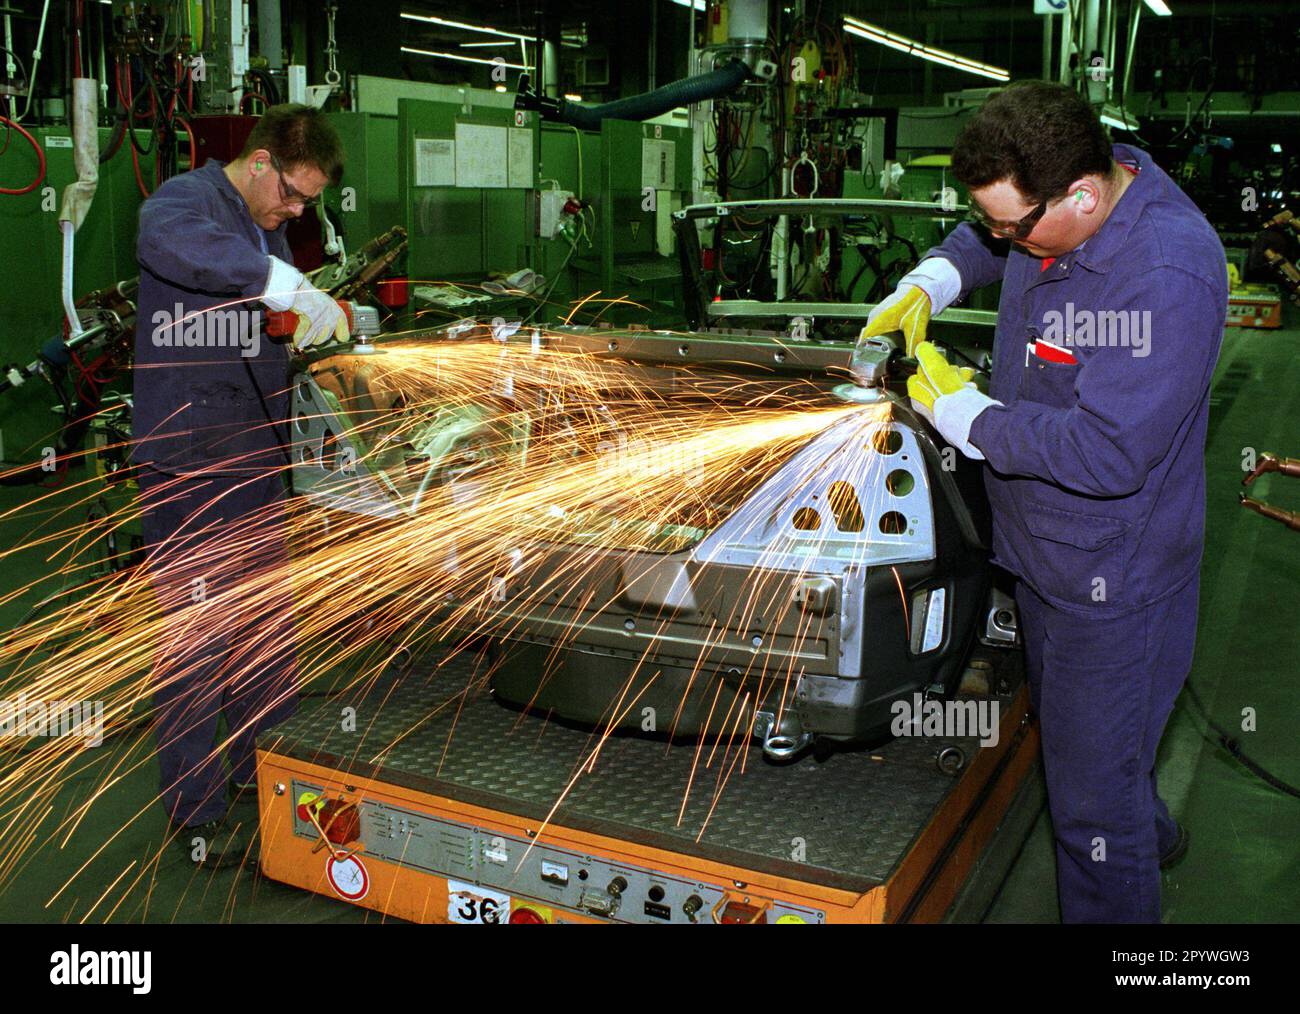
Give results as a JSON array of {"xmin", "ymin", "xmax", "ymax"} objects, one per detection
[
  {"xmin": 262, "ymin": 255, "xmax": 350, "ymax": 350},
  {"xmin": 933, "ymin": 387, "xmax": 996, "ymax": 460},
  {"xmin": 860, "ymin": 257, "xmax": 964, "ymax": 356},
  {"xmin": 890, "ymin": 257, "xmax": 963, "ymax": 318}
]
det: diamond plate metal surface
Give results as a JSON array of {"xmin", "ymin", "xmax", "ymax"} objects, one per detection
[{"xmin": 262, "ymin": 660, "xmax": 992, "ymax": 888}]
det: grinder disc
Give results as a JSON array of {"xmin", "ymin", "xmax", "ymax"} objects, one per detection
[{"xmin": 832, "ymin": 382, "xmax": 885, "ymax": 404}]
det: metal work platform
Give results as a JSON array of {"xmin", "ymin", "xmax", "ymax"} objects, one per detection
[{"xmin": 260, "ymin": 651, "xmax": 1033, "ymax": 912}]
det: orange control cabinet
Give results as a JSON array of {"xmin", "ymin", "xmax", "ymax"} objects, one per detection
[{"xmin": 256, "ymin": 684, "xmax": 1038, "ymax": 924}]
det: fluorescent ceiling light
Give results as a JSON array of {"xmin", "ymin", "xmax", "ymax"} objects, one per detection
[
  {"xmin": 401, "ymin": 12, "xmax": 532, "ymax": 42},
  {"xmin": 401, "ymin": 46, "xmax": 531, "ymax": 70},
  {"xmin": 564, "ymin": 93, "xmax": 583, "ymax": 102},
  {"xmin": 843, "ymin": 15, "xmax": 1010, "ymax": 82},
  {"xmin": 670, "ymin": 0, "xmax": 707, "ymax": 10},
  {"xmin": 460, "ymin": 37, "xmax": 583, "ymax": 50},
  {"xmin": 404, "ymin": 12, "xmax": 583, "ymax": 49},
  {"xmin": 1142, "ymin": 0, "xmax": 1173, "ymax": 15}
]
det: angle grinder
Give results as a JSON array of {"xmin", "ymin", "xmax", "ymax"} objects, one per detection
[
  {"xmin": 265, "ymin": 300, "xmax": 385, "ymax": 355},
  {"xmin": 833, "ymin": 328, "xmax": 907, "ymax": 404}
]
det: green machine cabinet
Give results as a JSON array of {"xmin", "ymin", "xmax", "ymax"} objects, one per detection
[
  {"xmin": 324, "ymin": 112, "xmax": 401, "ymax": 251},
  {"xmin": 397, "ymin": 98, "xmax": 539, "ymax": 289},
  {"xmin": 579, "ymin": 119, "xmax": 692, "ymax": 323}
]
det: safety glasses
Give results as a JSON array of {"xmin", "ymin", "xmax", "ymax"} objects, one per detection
[
  {"xmin": 966, "ymin": 194, "xmax": 1050, "ymax": 240},
  {"xmin": 269, "ymin": 153, "xmax": 323, "ymax": 208}
]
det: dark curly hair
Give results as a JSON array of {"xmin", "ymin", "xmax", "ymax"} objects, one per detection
[
  {"xmin": 238, "ymin": 103, "xmax": 345, "ymax": 186},
  {"xmin": 951, "ymin": 81, "xmax": 1113, "ymax": 203}
]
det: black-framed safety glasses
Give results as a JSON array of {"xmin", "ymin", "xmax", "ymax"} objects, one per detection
[
  {"xmin": 966, "ymin": 194, "xmax": 1051, "ymax": 240},
  {"xmin": 269, "ymin": 153, "xmax": 323, "ymax": 208}
]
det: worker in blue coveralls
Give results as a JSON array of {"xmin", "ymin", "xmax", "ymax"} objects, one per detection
[
  {"xmin": 860, "ymin": 81, "xmax": 1226, "ymax": 922},
  {"xmin": 132, "ymin": 105, "xmax": 350, "ymax": 868}
]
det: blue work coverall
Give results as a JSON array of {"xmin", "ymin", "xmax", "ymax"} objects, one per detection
[
  {"xmin": 929, "ymin": 144, "xmax": 1228, "ymax": 922},
  {"xmin": 133, "ymin": 160, "xmax": 298, "ymax": 827}
]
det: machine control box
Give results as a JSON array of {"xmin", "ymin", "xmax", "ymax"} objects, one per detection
[{"xmin": 291, "ymin": 781, "xmax": 824, "ymax": 924}]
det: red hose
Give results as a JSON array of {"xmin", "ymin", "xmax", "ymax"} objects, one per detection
[
  {"xmin": 0, "ymin": 114, "xmax": 46, "ymax": 195},
  {"xmin": 131, "ymin": 142, "xmax": 150, "ymax": 199},
  {"xmin": 114, "ymin": 57, "xmax": 130, "ymax": 109},
  {"xmin": 239, "ymin": 92, "xmax": 272, "ymax": 114}
]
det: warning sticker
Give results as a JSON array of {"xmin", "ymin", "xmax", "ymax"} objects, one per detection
[{"xmin": 326, "ymin": 854, "xmax": 370, "ymax": 902}]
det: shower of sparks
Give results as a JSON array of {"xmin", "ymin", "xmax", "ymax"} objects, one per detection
[{"xmin": 0, "ymin": 322, "xmax": 913, "ymax": 920}]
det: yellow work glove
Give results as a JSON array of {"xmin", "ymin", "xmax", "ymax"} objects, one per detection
[
  {"xmin": 907, "ymin": 342, "xmax": 975, "ymax": 416},
  {"xmin": 859, "ymin": 284, "xmax": 932, "ymax": 356},
  {"xmin": 907, "ymin": 341, "xmax": 996, "ymax": 461}
]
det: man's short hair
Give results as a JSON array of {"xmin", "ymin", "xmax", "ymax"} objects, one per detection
[
  {"xmin": 239, "ymin": 103, "xmax": 345, "ymax": 186},
  {"xmin": 951, "ymin": 81, "xmax": 1113, "ymax": 203}
]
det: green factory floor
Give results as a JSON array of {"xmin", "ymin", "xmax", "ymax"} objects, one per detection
[{"xmin": 0, "ymin": 321, "xmax": 1296, "ymax": 924}]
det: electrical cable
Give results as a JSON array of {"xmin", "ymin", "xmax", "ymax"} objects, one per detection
[
  {"xmin": 557, "ymin": 122, "xmax": 583, "ymax": 202},
  {"xmin": 246, "ymin": 67, "xmax": 280, "ymax": 106},
  {"xmin": 121, "ymin": 60, "xmax": 158, "ymax": 157},
  {"xmin": 526, "ymin": 236, "xmax": 581, "ymax": 324},
  {"xmin": 0, "ymin": 45, "xmax": 28, "ymax": 108},
  {"xmin": 13, "ymin": 0, "xmax": 51, "ymax": 123},
  {"xmin": 0, "ymin": 111, "xmax": 45, "ymax": 194},
  {"xmin": 1181, "ymin": 677, "xmax": 1300, "ymax": 800},
  {"xmin": 99, "ymin": 109, "xmax": 127, "ymax": 164},
  {"xmin": 1162, "ymin": 58, "xmax": 1216, "ymax": 148}
]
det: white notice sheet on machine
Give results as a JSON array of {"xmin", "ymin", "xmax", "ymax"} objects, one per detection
[
  {"xmin": 641, "ymin": 138, "xmax": 676, "ymax": 190},
  {"xmin": 413, "ymin": 138, "xmax": 455, "ymax": 186},
  {"xmin": 455, "ymin": 123, "xmax": 509, "ymax": 188},
  {"xmin": 507, "ymin": 127, "xmax": 534, "ymax": 188}
]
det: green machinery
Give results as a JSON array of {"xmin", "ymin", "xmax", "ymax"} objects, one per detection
[
  {"xmin": 396, "ymin": 96, "xmax": 692, "ymax": 328},
  {"xmin": 0, "ymin": 127, "xmax": 156, "ymax": 457},
  {"xmin": 573, "ymin": 118, "xmax": 693, "ymax": 320},
  {"xmin": 323, "ymin": 112, "xmax": 402, "ymax": 257}
]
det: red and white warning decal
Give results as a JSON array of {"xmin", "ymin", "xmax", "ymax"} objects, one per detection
[{"xmin": 326, "ymin": 854, "xmax": 370, "ymax": 902}]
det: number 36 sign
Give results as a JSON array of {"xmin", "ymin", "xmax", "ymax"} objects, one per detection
[{"xmin": 447, "ymin": 880, "xmax": 511, "ymax": 924}]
